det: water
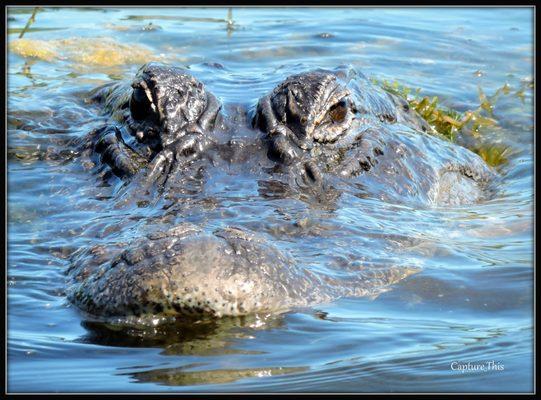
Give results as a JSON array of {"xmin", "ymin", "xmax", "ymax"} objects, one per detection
[{"xmin": 7, "ymin": 7, "xmax": 534, "ymax": 393}]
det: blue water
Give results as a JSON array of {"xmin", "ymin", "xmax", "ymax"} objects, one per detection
[{"xmin": 7, "ymin": 7, "xmax": 534, "ymax": 393}]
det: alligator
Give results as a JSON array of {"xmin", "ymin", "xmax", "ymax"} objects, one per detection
[{"xmin": 68, "ymin": 62, "xmax": 494, "ymax": 320}]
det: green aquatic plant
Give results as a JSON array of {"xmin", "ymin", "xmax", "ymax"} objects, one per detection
[
  {"xmin": 226, "ymin": 8, "xmax": 235, "ymax": 37},
  {"xmin": 471, "ymin": 144, "xmax": 511, "ymax": 167},
  {"xmin": 9, "ymin": 37, "xmax": 157, "ymax": 66},
  {"xmin": 17, "ymin": 7, "xmax": 41, "ymax": 39},
  {"xmin": 374, "ymin": 77, "xmax": 531, "ymax": 167}
]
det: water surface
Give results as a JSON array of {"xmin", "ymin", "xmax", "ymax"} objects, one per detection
[{"xmin": 7, "ymin": 7, "xmax": 534, "ymax": 393}]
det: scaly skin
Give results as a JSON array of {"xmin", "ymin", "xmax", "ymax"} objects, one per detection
[
  {"xmin": 253, "ymin": 65, "xmax": 494, "ymax": 205},
  {"xmin": 85, "ymin": 62, "xmax": 221, "ymax": 181},
  {"xmin": 68, "ymin": 63, "xmax": 495, "ymax": 320},
  {"xmin": 67, "ymin": 224, "xmax": 415, "ymax": 318}
]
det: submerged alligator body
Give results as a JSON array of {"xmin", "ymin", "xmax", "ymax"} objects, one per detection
[{"xmin": 70, "ymin": 62, "xmax": 494, "ymax": 320}]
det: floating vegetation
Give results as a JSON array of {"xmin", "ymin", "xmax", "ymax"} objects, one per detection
[
  {"xmin": 471, "ymin": 144, "xmax": 511, "ymax": 167},
  {"xmin": 123, "ymin": 14, "xmax": 228, "ymax": 23},
  {"xmin": 9, "ymin": 38, "xmax": 58, "ymax": 61},
  {"xmin": 104, "ymin": 22, "xmax": 162, "ymax": 32},
  {"xmin": 374, "ymin": 77, "xmax": 533, "ymax": 166},
  {"xmin": 67, "ymin": 38, "xmax": 154, "ymax": 67},
  {"xmin": 9, "ymin": 27, "xmax": 65, "ymax": 36},
  {"xmin": 7, "ymin": 7, "xmax": 42, "ymax": 15},
  {"xmin": 226, "ymin": 8, "xmax": 235, "ymax": 37},
  {"xmin": 9, "ymin": 37, "xmax": 157, "ymax": 67},
  {"xmin": 123, "ymin": 8, "xmax": 236, "ymax": 34},
  {"xmin": 227, "ymin": 8, "xmax": 234, "ymax": 28},
  {"xmin": 103, "ymin": 23, "xmax": 131, "ymax": 32}
]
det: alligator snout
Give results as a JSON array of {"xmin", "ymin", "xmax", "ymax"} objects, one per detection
[{"xmin": 67, "ymin": 225, "xmax": 315, "ymax": 318}]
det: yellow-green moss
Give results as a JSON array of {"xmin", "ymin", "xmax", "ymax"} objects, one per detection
[
  {"xmin": 9, "ymin": 37, "xmax": 157, "ymax": 67},
  {"xmin": 9, "ymin": 38, "xmax": 58, "ymax": 61}
]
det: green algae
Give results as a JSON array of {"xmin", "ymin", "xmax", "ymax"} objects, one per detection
[
  {"xmin": 9, "ymin": 37, "xmax": 158, "ymax": 67},
  {"xmin": 375, "ymin": 78, "xmax": 533, "ymax": 167}
]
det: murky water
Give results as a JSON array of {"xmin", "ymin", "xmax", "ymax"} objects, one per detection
[{"xmin": 7, "ymin": 7, "xmax": 534, "ymax": 393}]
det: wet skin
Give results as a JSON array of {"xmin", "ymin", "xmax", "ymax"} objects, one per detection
[{"xmin": 70, "ymin": 62, "xmax": 494, "ymax": 319}]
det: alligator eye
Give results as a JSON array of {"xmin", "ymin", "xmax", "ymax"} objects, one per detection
[
  {"xmin": 329, "ymin": 99, "xmax": 348, "ymax": 123},
  {"xmin": 300, "ymin": 116, "xmax": 307, "ymax": 125},
  {"xmin": 129, "ymin": 87, "xmax": 153, "ymax": 121}
]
